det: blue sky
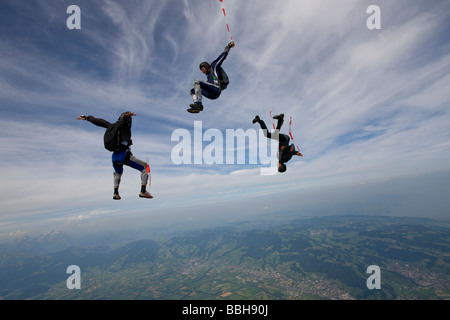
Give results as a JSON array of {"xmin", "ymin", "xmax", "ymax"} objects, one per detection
[{"xmin": 1, "ymin": 0, "xmax": 450, "ymax": 237}]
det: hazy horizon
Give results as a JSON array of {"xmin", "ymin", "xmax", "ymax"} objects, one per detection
[{"xmin": 1, "ymin": 169, "xmax": 449, "ymax": 241}]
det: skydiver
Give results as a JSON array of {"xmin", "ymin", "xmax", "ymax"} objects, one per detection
[
  {"xmin": 76, "ymin": 112, "xmax": 153, "ymax": 200},
  {"xmin": 252, "ymin": 113, "xmax": 303, "ymax": 173},
  {"xmin": 187, "ymin": 41, "xmax": 235, "ymax": 113}
]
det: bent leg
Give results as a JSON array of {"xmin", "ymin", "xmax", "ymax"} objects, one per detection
[
  {"xmin": 275, "ymin": 116, "xmax": 284, "ymax": 131},
  {"xmin": 113, "ymin": 170, "xmax": 122, "ymax": 187},
  {"xmin": 256, "ymin": 119, "xmax": 275, "ymax": 139},
  {"xmin": 128, "ymin": 155, "xmax": 151, "ymax": 191},
  {"xmin": 191, "ymin": 79, "xmax": 203, "ymax": 103},
  {"xmin": 200, "ymin": 81, "xmax": 221, "ymax": 100},
  {"xmin": 112, "ymin": 158, "xmax": 124, "ymax": 200}
]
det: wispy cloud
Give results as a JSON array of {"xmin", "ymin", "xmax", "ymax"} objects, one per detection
[{"xmin": 1, "ymin": 0, "xmax": 449, "ymax": 234}]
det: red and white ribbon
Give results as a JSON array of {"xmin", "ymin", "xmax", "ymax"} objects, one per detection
[
  {"xmin": 289, "ymin": 116, "xmax": 301, "ymax": 152},
  {"xmin": 269, "ymin": 108, "xmax": 276, "ymax": 130},
  {"xmin": 219, "ymin": 0, "xmax": 233, "ymax": 41},
  {"xmin": 270, "ymin": 109, "xmax": 301, "ymax": 151}
]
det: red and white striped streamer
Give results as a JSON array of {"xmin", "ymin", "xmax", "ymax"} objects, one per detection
[
  {"xmin": 289, "ymin": 116, "xmax": 301, "ymax": 152},
  {"xmin": 270, "ymin": 109, "xmax": 301, "ymax": 151},
  {"xmin": 219, "ymin": 0, "xmax": 233, "ymax": 41},
  {"xmin": 269, "ymin": 108, "xmax": 276, "ymax": 130}
]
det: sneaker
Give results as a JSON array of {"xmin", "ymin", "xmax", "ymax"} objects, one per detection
[
  {"xmin": 273, "ymin": 113, "xmax": 284, "ymax": 120},
  {"xmin": 113, "ymin": 194, "xmax": 121, "ymax": 200},
  {"xmin": 139, "ymin": 191, "xmax": 153, "ymax": 199},
  {"xmin": 252, "ymin": 115, "xmax": 260, "ymax": 124}
]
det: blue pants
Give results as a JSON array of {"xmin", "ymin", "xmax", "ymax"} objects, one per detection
[
  {"xmin": 190, "ymin": 80, "xmax": 221, "ymax": 103},
  {"xmin": 112, "ymin": 149, "xmax": 150, "ymax": 187}
]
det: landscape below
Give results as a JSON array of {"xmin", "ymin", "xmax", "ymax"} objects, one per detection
[{"xmin": 0, "ymin": 214, "xmax": 449, "ymax": 300}]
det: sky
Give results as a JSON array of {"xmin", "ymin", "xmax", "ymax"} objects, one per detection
[{"xmin": 0, "ymin": 0, "xmax": 450, "ymax": 238}]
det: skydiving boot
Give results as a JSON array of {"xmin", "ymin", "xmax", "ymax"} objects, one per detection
[
  {"xmin": 139, "ymin": 185, "xmax": 153, "ymax": 199},
  {"xmin": 139, "ymin": 191, "xmax": 153, "ymax": 198},
  {"xmin": 272, "ymin": 113, "xmax": 284, "ymax": 120},
  {"xmin": 187, "ymin": 102, "xmax": 204, "ymax": 113},
  {"xmin": 113, "ymin": 187, "xmax": 121, "ymax": 200}
]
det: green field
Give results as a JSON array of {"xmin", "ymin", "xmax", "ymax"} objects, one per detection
[{"xmin": 1, "ymin": 215, "xmax": 449, "ymax": 300}]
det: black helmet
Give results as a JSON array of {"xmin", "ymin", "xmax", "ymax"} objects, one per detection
[
  {"xmin": 119, "ymin": 111, "xmax": 132, "ymax": 120},
  {"xmin": 278, "ymin": 163, "xmax": 287, "ymax": 173},
  {"xmin": 118, "ymin": 111, "xmax": 133, "ymax": 127},
  {"xmin": 199, "ymin": 61, "xmax": 210, "ymax": 70}
]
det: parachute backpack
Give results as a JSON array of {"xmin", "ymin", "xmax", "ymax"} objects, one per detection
[
  {"xmin": 216, "ymin": 65, "xmax": 229, "ymax": 90},
  {"xmin": 103, "ymin": 119, "xmax": 123, "ymax": 152}
]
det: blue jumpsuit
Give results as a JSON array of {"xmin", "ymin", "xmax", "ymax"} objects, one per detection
[{"xmin": 190, "ymin": 44, "xmax": 231, "ymax": 104}]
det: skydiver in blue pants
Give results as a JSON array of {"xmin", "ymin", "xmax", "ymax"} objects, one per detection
[{"xmin": 76, "ymin": 112, "xmax": 152, "ymax": 200}]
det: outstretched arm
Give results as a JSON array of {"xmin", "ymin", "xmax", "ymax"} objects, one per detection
[
  {"xmin": 76, "ymin": 115, "xmax": 110, "ymax": 128},
  {"xmin": 291, "ymin": 146, "xmax": 303, "ymax": 157},
  {"xmin": 213, "ymin": 41, "xmax": 235, "ymax": 68},
  {"xmin": 287, "ymin": 145, "xmax": 303, "ymax": 157},
  {"xmin": 221, "ymin": 41, "xmax": 235, "ymax": 55}
]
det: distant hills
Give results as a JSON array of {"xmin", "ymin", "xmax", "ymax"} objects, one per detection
[
  {"xmin": 0, "ymin": 231, "xmax": 72, "ymax": 257},
  {"xmin": 0, "ymin": 215, "xmax": 449, "ymax": 300}
]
